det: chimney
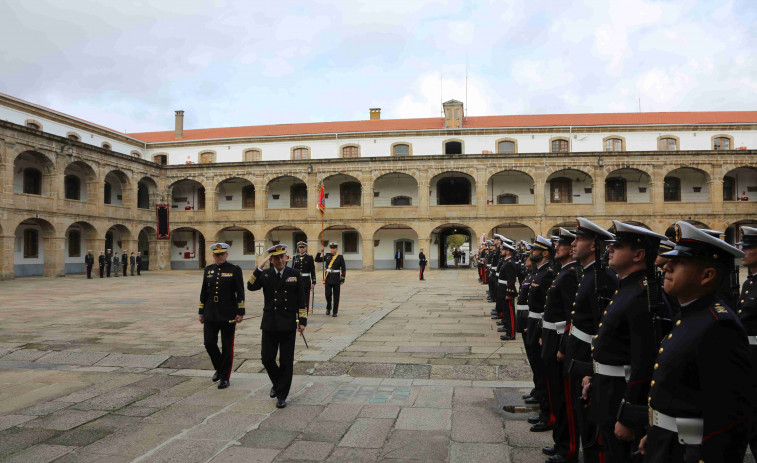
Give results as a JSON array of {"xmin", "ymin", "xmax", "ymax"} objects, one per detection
[
  {"xmin": 369, "ymin": 108, "xmax": 381, "ymax": 120},
  {"xmin": 174, "ymin": 110, "xmax": 184, "ymax": 138}
]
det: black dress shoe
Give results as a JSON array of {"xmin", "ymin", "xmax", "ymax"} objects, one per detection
[
  {"xmin": 332, "ymin": 313, "xmax": 338, "ymax": 317},
  {"xmin": 497, "ymin": 327, "xmax": 506, "ymax": 332},
  {"xmin": 546, "ymin": 455, "xmax": 573, "ymax": 463},
  {"xmin": 524, "ymin": 396, "xmax": 539, "ymax": 404},
  {"xmin": 496, "ymin": 321, "xmax": 504, "ymax": 326},
  {"xmin": 500, "ymin": 335, "xmax": 515, "ymax": 341},
  {"xmin": 491, "ymin": 315, "xmax": 500, "ymax": 319},
  {"xmin": 269, "ymin": 387, "xmax": 277, "ymax": 398},
  {"xmin": 530, "ymin": 422, "xmax": 553, "ymax": 432},
  {"xmin": 326, "ymin": 309, "xmax": 331, "ymax": 315},
  {"xmin": 276, "ymin": 398, "xmax": 287, "ymax": 408},
  {"xmin": 522, "ymin": 394, "xmax": 532, "ymax": 400},
  {"xmin": 218, "ymin": 379, "xmax": 230, "ymax": 389},
  {"xmin": 527, "ymin": 415, "xmax": 540, "ymax": 424},
  {"xmin": 542, "ymin": 446, "xmax": 557, "ymax": 456},
  {"xmin": 212, "ymin": 371, "xmax": 220, "ymax": 382}
]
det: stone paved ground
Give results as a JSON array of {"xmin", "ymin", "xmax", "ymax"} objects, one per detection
[{"xmin": 0, "ymin": 268, "xmax": 621, "ymax": 462}]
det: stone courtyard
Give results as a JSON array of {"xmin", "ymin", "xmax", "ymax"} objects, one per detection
[{"xmin": 0, "ymin": 268, "xmax": 559, "ymax": 462}]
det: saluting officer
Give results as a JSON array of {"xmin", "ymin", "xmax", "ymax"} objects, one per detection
[
  {"xmin": 541, "ymin": 228, "xmax": 579, "ymax": 462},
  {"xmin": 582, "ymin": 221, "xmax": 665, "ymax": 462},
  {"xmin": 640, "ymin": 222, "xmax": 752, "ymax": 462},
  {"xmin": 84, "ymin": 250, "xmax": 94, "ymax": 279},
  {"xmin": 525, "ymin": 235, "xmax": 557, "ymax": 433},
  {"xmin": 315, "ymin": 242, "xmax": 346, "ymax": 317},
  {"xmin": 560, "ymin": 217, "xmax": 617, "ymax": 463},
  {"xmin": 291, "ymin": 241, "xmax": 316, "ymax": 308},
  {"xmin": 247, "ymin": 244, "xmax": 308, "ymax": 409},
  {"xmin": 98, "ymin": 251, "xmax": 105, "ymax": 278},
  {"xmin": 199, "ymin": 243, "xmax": 245, "ymax": 389},
  {"xmin": 737, "ymin": 225, "xmax": 757, "ymax": 459}
]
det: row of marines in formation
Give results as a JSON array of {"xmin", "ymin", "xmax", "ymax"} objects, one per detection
[
  {"xmin": 83, "ymin": 249, "xmax": 143, "ymax": 278},
  {"xmin": 474, "ymin": 219, "xmax": 757, "ymax": 463}
]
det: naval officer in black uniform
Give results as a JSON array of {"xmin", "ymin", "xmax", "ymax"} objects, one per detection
[
  {"xmin": 199, "ymin": 242, "xmax": 245, "ymax": 389},
  {"xmin": 737, "ymin": 225, "xmax": 757, "ymax": 459},
  {"xmin": 315, "ymin": 242, "xmax": 346, "ymax": 317},
  {"xmin": 247, "ymin": 244, "xmax": 308, "ymax": 408},
  {"xmin": 291, "ymin": 241, "xmax": 316, "ymax": 308},
  {"xmin": 582, "ymin": 221, "xmax": 665, "ymax": 462},
  {"xmin": 84, "ymin": 250, "xmax": 94, "ymax": 279},
  {"xmin": 98, "ymin": 251, "xmax": 105, "ymax": 278},
  {"xmin": 640, "ymin": 221, "xmax": 752, "ymax": 462}
]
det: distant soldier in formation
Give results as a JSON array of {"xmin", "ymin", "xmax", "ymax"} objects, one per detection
[
  {"xmin": 136, "ymin": 252, "xmax": 142, "ymax": 275},
  {"xmin": 84, "ymin": 249, "xmax": 94, "ymax": 279},
  {"xmin": 418, "ymin": 248, "xmax": 427, "ymax": 281},
  {"xmin": 495, "ymin": 241, "xmax": 517, "ymax": 341},
  {"xmin": 112, "ymin": 252, "xmax": 120, "ymax": 277},
  {"xmin": 737, "ymin": 225, "xmax": 757, "ymax": 459},
  {"xmin": 105, "ymin": 249, "xmax": 112, "ymax": 277},
  {"xmin": 98, "ymin": 251, "xmax": 105, "ymax": 278},
  {"xmin": 130, "ymin": 252, "xmax": 136, "ymax": 276},
  {"xmin": 315, "ymin": 242, "xmax": 346, "ymax": 317},
  {"xmin": 121, "ymin": 249, "xmax": 128, "ymax": 276}
]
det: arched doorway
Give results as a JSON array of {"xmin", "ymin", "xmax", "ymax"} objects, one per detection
[
  {"xmin": 431, "ymin": 172, "xmax": 475, "ymax": 205},
  {"xmin": 489, "ymin": 223, "xmax": 535, "ymax": 243},
  {"xmin": 373, "ymin": 224, "xmax": 419, "ymax": 269},
  {"xmin": 430, "ymin": 223, "xmax": 473, "ymax": 269},
  {"xmin": 171, "ymin": 227, "xmax": 206, "ymax": 269},
  {"xmin": 215, "ymin": 226, "xmax": 256, "ymax": 268},
  {"xmin": 65, "ymin": 221, "xmax": 98, "ymax": 274},
  {"xmin": 318, "ymin": 225, "xmax": 362, "ymax": 269},
  {"xmin": 14, "ymin": 218, "xmax": 57, "ymax": 276},
  {"xmin": 138, "ymin": 226, "xmax": 157, "ymax": 271}
]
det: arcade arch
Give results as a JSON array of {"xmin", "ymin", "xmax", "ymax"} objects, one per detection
[
  {"xmin": 171, "ymin": 227, "xmax": 206, "ymax": 269},
  {"xmin": 64, "ymin": 161, "xmax": 97, "ymax": 202},
  {"xmin": 215, "ymin": 177, "xmax": 255, "ymax": 210},
  {"xmin": 13, "ymin": 151, "xmax": 55, "ymax": 196},
  {"xmin": 430, "ymin": 172, "xmax": 475, "ymax": 206},
  {"xmin": 319, "ymin": 225, "xmax": 362, "ymax": 269},
  {"xmin": 547, "ymin": 169, "xmax": 593, "ymax": 204},
  {"xmin": 486, "ymin": 170, "xmax": 534, "ymax": 204},
  {"xmin": 170, "ymin": 179, "xmax": 206, "ymax": 211},
  {"xmin": 14, "ymin": 218, "xmax": 57, "ymax": 276},
  {"xmin": 267, "ymin": 175, "xmax": 307, "ymax": 209},
  {"xmin": 322, "ymin": 174, "xmax": 362, "ymax": 208},
  {"xmin": 604, "ymin": 168, "xmax": 651, "ymax": 203},
  {"xmin": 723, "ymin": 167, "xmax": 757, "ymax": 202},
  {"xmin": 373, "ymin": 224, "xmax": 419, "ymax": 269},
  {"xmin": 104, "ymin": 170, "xmax": 130, "ymax": 206},
  {"xmin": 65, "ymin": 221, "xmax": 98, "ymax": 274},
  {"xmin": 265, "ymin": 226, "xmax": 308, "ymax": 255},
  {"xmin": 215, "ymin": 226, "xmax": 256, "ymax": 268},
  {"xmin": 373, "ymin": 173, "xmax": 418, "ymax": 207},
  {"xmin": 430, "ymin": 223, "xmax": 474, "ymax": 268},
  {"xmin": 664, "ymin": 167, "xmax": 710, "ymax": 202},
  {"xmin": 137, "ymin": 177, "xmax": 158, "ymax": 209}
]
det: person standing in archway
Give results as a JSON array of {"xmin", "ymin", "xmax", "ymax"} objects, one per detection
[
  {"xmin": 419, "ymin": 248, "xmax": 427, "ymax": 280},
  {"xmin": 84, "ymin": 250, "xmax": 94, "ymax": 279},
  {"xmin": 315, "ymin": 243, "xmax": 346, "ymax": 317},
  {"xmin": 395, "ymin": 247, "xmax": 403, "ymax": 270}
]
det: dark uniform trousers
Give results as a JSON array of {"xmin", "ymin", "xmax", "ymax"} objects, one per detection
[
  {"xmin": 122, "ymin": 254, "xmax": 128, "ymax": 277},
  {"xmin": 645, "ymin": 295, "xmax": 753, "ymax": 462},
  {"xmin": 541, "ymin": 262, "xmax": 579, "ymax": 459},
  {"xmin": 588, "ymin": 271, "xmax": 656, "ymax": 463},
  {"xmin": 85, "ymin": 254, "xmax": 94, "ymax": 278},
  {"xmin": 315, "ymin": 252, "xmax": 346, "ymax": 315},
  {"xmin": 526, "ymin": 262, "xmax": 555, "ymax": 424},
  {"xmin": 105, "ymin": 256, "xmax": 111, "ymax": 277},
  {"xmin": 248, "ymin": 266, "xmax": 308, "ymax": 400},
  {"xmin": 496, "ymin": 258, "xmax": 517, "ymax": 337},
  {"xmin": 98, "ymin": 256, "xmax": 105, "ymax": 278},
  {"xmin": 199, "ymin": 261, "xmax": 245, "ymax": 381}
]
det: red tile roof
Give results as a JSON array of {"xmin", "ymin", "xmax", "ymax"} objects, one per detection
[{"xmin": 127, "ymin": 111, "xmax": 757, "ymax": 143}]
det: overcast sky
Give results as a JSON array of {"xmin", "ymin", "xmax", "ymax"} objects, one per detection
[{"xmin": 1, "ymin": 0, "xmax": 755, "ymax": 133}]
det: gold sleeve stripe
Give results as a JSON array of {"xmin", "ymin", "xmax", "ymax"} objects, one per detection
[
  {"xmin": 298, "ymin": 309, "xmax": 307, "ymax": 318},
  {"xmin": 238, "ymin": 302, "xmax": 245, "ymax": 308},
  {"xmin": 199, "ymin": 303, "xmax": 204, "ymax": 308},
  {"xmin": 248, "ymin": 275, "xmax": 256, "ymax": 284}
]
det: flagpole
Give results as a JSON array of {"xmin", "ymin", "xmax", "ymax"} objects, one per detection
[{"xmin": 321, "ymin": 212, "xmax": 325, "ymax": 284}]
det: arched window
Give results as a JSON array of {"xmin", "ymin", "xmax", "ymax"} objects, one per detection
[
  {"xmin": 342, "ymin": 146, "xmax": 359, "ymax": 158},
  {"xmin": 25, "ymin": 120, "xmax": 41, "ymax": 130},
  {"xmin": 23, "ymin": 229, "xmax": 39, "ymax": 258},
  {"xmin": 551, "ymin": 139, "xmax": 569, "ymax": 153},
  {"xmin": 68, "ymin": 230, "xmax": 81, "ymax": 257},
  {"xmin": 290, "ymin": 184, "xmax": 307, "ymax": 208},
  {"xmin": 244, "ymin": 149, "xmax": 261, "ymax": 162},
  {"xmin": 497, "ymin": 141, "xmax": 515, "ymax": 154},
  {"xmin": 242, "ymin": 185, "xmax": 255, "ymax": 209},
  {"xmin": 664, "ymin": 177, "xmax": 681, "ymax": 202},
  {"xmin": 153, "ymin": 154, "xmax": 168, "ymax": 165},
  {"xmin": 723, "ymin": 176, "xmax": 735, "ymax": 201},
  {"xmin": 340, "ymin": 182, "xmax": 361, "ymax": 206},
  {"xmin": 658, "ymin": 137, "xmax": 678, "ymax": 151},
  {"xmin": 444, "ymin": 140, "xmax": 463, "ymax": 155},
  {"xmin": 64, "ymin": 175, "xmax": 81, "ymax": 200},
  {"xmin": 437, "ymin": 177, "xmax": 471, "ymax": 205},
  {"xmin": 497, "ymin": 193, "xmax": 518, "ymax": 204},
  {"xmin": 550, "ymin": 177, "xmax": 572, "ymax": 203},
  {"xmin": 23, "ymin": 168, "xmax": 42, "ymax": 195},
  {"xmin": 199, "ymin": 151, "xmax": 215, "ymax": 164},
  {"xmin": 391, "ymin": 196, "xmax": 411, "ymax": 206},
  {"xmin": 67, "ymin": 133, "xmax": 81, "ymax": 142},
  {"xmin": 604, "ymin": 138, "xmax": 623, "ymax": 152},
  {"xmin": 291, "ymin": 147, "xmax": 310, "ymax": 160},
  {"xmin": 102, "ymin": 142, "xmax": 112, "ymax": 150},
  {"xmin": 605, "ymin": 178, "xmax": 627, "ymax": 202},
  {"xmin": 713, "ymin": 136, "xmax": 731, "ymax": 150},
  {"xmin": 137, "ymin": 181, "xmax": 150, "ymax": 209},
  {"xmin": 392, "ymin": 143, "xmax": 410, "ymax": 156}
]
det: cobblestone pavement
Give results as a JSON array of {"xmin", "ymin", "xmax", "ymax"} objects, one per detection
[{"xmin": 0, "ymin": 269, "xmax": 566, "ymax": 461}]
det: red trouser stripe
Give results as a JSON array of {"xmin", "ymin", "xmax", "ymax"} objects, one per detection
[
  {"xmin": 508, "ymin": 299, "xmax": 515, "ymax": 337},
  {"xmin": 563, "ymin": 377, "xmax": 577, "ymax": 459},
  {"xmin": 227, "ymin": 325, "xmax": 236, "ymax": 380},
  {"xmin": 598, "ymin": 432, "xmax": 606, "ymax": 463},
  {"xmin": 545, "ymin": 377, "xmax": 556, "ymax": 427}
]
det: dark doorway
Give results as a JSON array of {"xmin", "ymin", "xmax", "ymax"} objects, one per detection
[
  {"xmin": 437, "ymin": 228, "xmax": 471, "ymax": 268},
  {"xmin": 437, "ymin": 176, "xmax": 471, "ymax": 205},
  {"xmin": 198, "ymin": 233, "xmax": 206, "ymax": 268},
  {"xmin": 138, "ymin": 230, "xmax": 150, "ymax": 270}
]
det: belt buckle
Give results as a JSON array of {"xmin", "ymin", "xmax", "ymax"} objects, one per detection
[
  {"xmin": 214, "ymin": 296, "xmax": 218, "ymax": 302},
  {"xmin": 592, "ymin": 361, "xmax": 598, "ymax": 374},
  {"xmin": 648, "ymin": 407, "xmax": 654, "ymax": 427}
]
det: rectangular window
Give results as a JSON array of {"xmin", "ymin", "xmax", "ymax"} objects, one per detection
[
  {"xmin": 104, "ymin": 182, "xmax": 112, "ymax": 204},
  {"xmin": 290, "ymin": 184, "xmax": 307, "ymax": 208},
  {"xmin": 343, "ymin": 231, "xmax": 358, "ymax": 253},
  {"xmin": 23, "ymin": 229, "xmax": 39, "ymax": 258},
  {"xmin": 68, "ymin": 230, "xmax": 81, "ymax": 257},
  {"xmin": 243, "ymin": 231, "xmax": 255, "ymax": 255},
  {"xmin": 404, "ymin": 241, "xmax": 413, "ymax": 253}
]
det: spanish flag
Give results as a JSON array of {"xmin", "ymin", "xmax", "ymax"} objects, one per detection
[{"xmin": 316, "ymin": 182, "xmax": 326, "ymax": 216}]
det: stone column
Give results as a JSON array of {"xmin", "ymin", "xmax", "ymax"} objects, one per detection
[
  {"xmin": 154, "ymin": 239, "xmax": 171, "ymax": 270},
  {"xmin": 203, "ymin": 186, "xmax": 215, "ymax": 221},
  {"xmin": 361, "ymin": 235, "xmax": 374, "ymax": 270},
  {"xmin": 474, "ymin": 167, "xmax": 487, "ymax": 217},
  {"xmin": 307, "ymin": 175, "xmax": 318, "ymax": 219},
  {"xmin": 362, "ymin": 181, "xmax": 373, "ymax": 219},
  {"xmin": 651, "ymin": 166, "xmax": 665, "ymax": 213},
  {"xmin": 0, "ymin": 234, "xmax": 14, "ymax": 280},
  {"xmin": 534, "ymin": 172, "xmax": 547, "ymax": 215},
  {"xmin": 44, "ymin": 236, "xmax": 66, "ymax": 277},
  {"xmin": 708, "ymin": 164, "xmax": 724, "ymax": 214},
  {"xmin": 418, "ymin": 170, "xmax": 430, "ymax": 215},
  {"xmin": 255, "ymin": 186, "xmax": 266, "ymax": 222},
  {"xmin": 593, "ymin": 168, "xmax": 606, "ymax": 215}
]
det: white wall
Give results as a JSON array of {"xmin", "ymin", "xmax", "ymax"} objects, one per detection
[
  {"xmin": 320, "ymin": 229, "xmax": 361, "ymax": 269},
  {"xmin": 171, "ymin": 181, "xmax": 204, "ymax": 210},
  {"xmin": 374, "ymin": 174, "xmax": 418, "ymax": 206},
  {"xmin": 104, "ymin": 173, "xmax": 123, "ymax": 206},
  {"xmin": 725, "ymin": 167, "xmax": 757, "ymax": 201},
  {"xmin": 374, "ymin": 228, "xmax": 419, "ymax": 269},
  {"xmin": 171, "ymin": 229, "xmax": 203, "ymax": 269},
  {"xmin": 487, "ymin": 171, "xmax": 534, "ymax": 204},
  {"xmin": 323, "ymin": 174, "xmax": 362, "ymax": 208},
  {"xmin": 547, "ymin": 170, "xmax": 593, "ymax": 204},
  {"xmin": 267, "ymin": 176, "xmax": 306, "ymax": 209},
  {"xmin": 217, "ymin": 229, "xmax": 257, "ymax": 268},
  {"xmin": 217, "ymin": 180, "xmax": 254, "ymax": 210},
  {"xmin": 668, "ymin": 168, "xmax": 710, "ymax": 202},
  {"xmin": 605, "ymin": 169, "xmax": 651, "ymax": 203}
]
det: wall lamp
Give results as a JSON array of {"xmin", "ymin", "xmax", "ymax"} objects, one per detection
[
  {"xmin": 597, "ymin": 156, "xmax": 604, "ymax": 167},
  {"xmin": 307, "ymin": 164, "xmax": 313, "ymax": 174}
]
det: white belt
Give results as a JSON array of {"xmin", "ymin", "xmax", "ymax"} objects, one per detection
[
  {"xmin": 593, "ymin": 360, "xmax": 631, "ymax": 381},
  {"xmin": 570, "ymin": 325, "xmax": 594, "ymax": 344},
  {"xmin": 749, "ymin": 335, "xmax": 757, "ymax": 346},
  {"xmin": 649, "ymin": 408, "xmax": 704, "ymax": 445},
  {"xmin": 487, "ymin": 264, "xmax": 492, "ymax": 268},
  {"xmin": 543, "ymin": 321, "xmax": 557, "ymax": 330},
  {"xmin": 327, "ymin": 269, "xmax": 341, "ymax": 273},
  {"xmin": 528, "ymin": 311, "xmax": 543, "ymax": 320},
  {"xmin": 516, "ymin": 304, "xmax": 529, "ymax": 312},
  {"xmin": 497, "ymin": 279, "xmax": 508, "ymax": 285},
  {"xmin": 301, "ymin": 273, "xmax": 310, "ymax": 276},
  {"xmin": 555, "ymin": 321, "xmax": 567, "ymax": 332}
]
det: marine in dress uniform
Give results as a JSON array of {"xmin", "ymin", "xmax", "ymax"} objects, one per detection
[
  {"xmin": 247, "ymin": 244, "xmax": 308, "ymax": 408},
  {"xmin": 487, "ymin": 240, "xmax": 500, "ymax": 303},
  {"xmin": 85, "ymin": 250, "xmax": 94, "ymax": 279},
  {"xmin": 112, "ymin": 253, "xmax": 120, "ymax": 277},
  {"xmin": 419, "ymin": 248, "xmax": 428, "ymax": 280},
  {"xmin": 130, "ymin": 252, "xmax": 136, "ymax": 276},
  {"xmin": 583, "ymin": 221, "xmax": 665, "ymax": 462},
  {"xmin": 541, "ymin": 229, "xmax": 579, "ymax": 462},
  {"xmin": 560, "ymin": 218, "xmax": 617, "ymax": 463},
  {"xmin": 495, "ymin": 242, "xmax": 518, "ymax": 340},
  {"xmin": 737, "ymin": 225, "xmax": 757, "ymax": 459},
  {"xmin": 136, "ymin": 252, "xmax": 142, "ymax": 275},
  {"xmin": 290, "ymin": 241, "xmax": 316, "ymax": 309},
  {"xmin": 98, "ymin": 251, "xmax": 105, "ymax": 278},
  {"xmin": 199, "ymin": 243, "xmax": 245, "ymax": 389},
  {"xmin": 315, "ymin": 243, "xmax": 346, "ymax": 317},
  {"xmin": 526, "ymin": 235, "xmax": 557, "ymax": 432},
  {"xmin": 121, "ymin": 250, "xmax": 128, "ymax": 277},
  {"xmin": 105, "ymin": 249, "xmax": 112, "ymax": 277},
  {"xmin": 641, "ymin": 221, "xmax": 752, "ymax": 462}
]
